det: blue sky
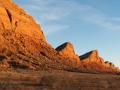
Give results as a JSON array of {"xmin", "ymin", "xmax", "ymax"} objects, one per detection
[{"xmin": 12, "ymin": 0, "xmax": 120, "ymax": 68}]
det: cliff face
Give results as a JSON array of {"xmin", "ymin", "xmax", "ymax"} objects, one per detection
[
  {"xmin": 0, "ymin": 0, "xmax": 45, "ymax": 41},
  {"xmin": 0, "ymin": 0, "xmax": 60, "ymax": 70},
  {"xmin": 0, "ymin": 0, "xmax": 119, "ymax": 73}
]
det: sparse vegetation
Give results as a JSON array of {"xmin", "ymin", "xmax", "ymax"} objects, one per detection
[{"xmin": 0, "ymin": 70, "xmax": 119, "ymax": 90}]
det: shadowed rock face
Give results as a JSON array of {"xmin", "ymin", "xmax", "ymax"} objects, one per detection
[{"xmin": 80, "ymin": 51, "xmax": 93, "ymax": 60}]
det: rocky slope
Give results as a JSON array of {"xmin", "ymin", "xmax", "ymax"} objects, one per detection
[
  {"xmin": 0, "ymin": 0, "xmax": 63, "ymax": 70},
  {"xmin": 56, "ymin": 42, "xmax": 119, "ymax": 73},
  {"xmin": 0, "ymin": 0, "xmax": 119, "ymax": 74}
]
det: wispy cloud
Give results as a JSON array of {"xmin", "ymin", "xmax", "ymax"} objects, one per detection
[
  {"xmin": 20, "ymin": 0, "xmax": 70, "ymax": 35},
  {"xmin": 77, "ymin": 6, "xmax": 120, "ymax": 31},
  {"xmin": 17, "ymin": 0, "xmax": 120, "ymax": 35},
  {"xmin": 42, "ymin": 24, "xmax": 69, "ymax": 36}
]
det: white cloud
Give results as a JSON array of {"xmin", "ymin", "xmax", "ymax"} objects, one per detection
[
  {"xmin": 19, "ymin": 0, "xmax": 71, "ymax": 35},
  {"xmin": 18, "ymin": 0, "xmax": 120, "ymax": 35},
  {"xmin": 42, "ymin": 24, "xmax": 69, "ymax": 36},
  {"xmin": 75, "ymin": 4, "xmax": 120, "ymax": 31}
]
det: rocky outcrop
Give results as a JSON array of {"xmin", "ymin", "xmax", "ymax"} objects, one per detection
[
  {"xmin": 55, "ymin": 43, "xmax": 120, "ymax": 73},
  {"xmin": 0, "ymin": 0, "xmax": 45, "ymax": 41},
  {"xmin": 56, "ymin": 42, "xmax": 80, "ymax": 62},
  {"xmin": 105, "ymin": 61, "xmax": 116, "ymax": 68},
  {"xmin": 80, "ymin": 50, "xmax": 104, "ymax": 63},
  {"xmin": 0, "ymin": 0, "xmax": 61, "ymax": 70},
  {"xmin": 0, "ymin": 0, "xmax": 119, "ymax": 74},
  {"xmin": 0, "ymin": 0, "xmax": 81, "ymax": 71},
  {"xmin": 79, "ymin": 50, "xmax": 119, "ymax": 72}
]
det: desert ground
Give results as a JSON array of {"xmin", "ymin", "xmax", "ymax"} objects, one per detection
[{"xmin": 0, "ymin": 69, "xmax": 119, "ymax": 90}]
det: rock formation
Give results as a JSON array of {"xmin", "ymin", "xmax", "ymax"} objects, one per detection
[
  {"xmin": 56, "ymin": 42, "xmax": 119, "ymax": 73},
  {"xmin": 0, "ymin": 0, "xmax": 119, "ymax": 74},
  {"xmin": 0, "ymin": 0, "xmax": 61, "ymax": 70},
  {"xmin": 79, "ymin": 50, "xmax": 119, "ymax": 73},
  {"xmin": 80, "ymin": 50, "xmax": 104, "ymax": 63},
  {"xmin": 56, "ymin": 42, "xmax": 80, "ymax": 62},
  {"xmin": 0, "ymin": 0, "xmax": 45, "ymax": 41}
]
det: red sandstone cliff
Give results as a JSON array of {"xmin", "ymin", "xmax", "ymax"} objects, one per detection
[
  {"xmin": 0, "ymin": 0, "xmax": 60, "ymax": 70},
  {"xmin": 0, "ymin": 0, "xmax": 119, "ymax": 74}
]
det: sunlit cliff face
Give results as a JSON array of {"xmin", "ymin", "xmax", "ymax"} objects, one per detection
[
  {"xmin": 0, "ymin": 0, "xmax": 119, "ymax": 73},
  {"xmin": 0, "ymin": 0, "xmax": 45, "ymax": 41}
]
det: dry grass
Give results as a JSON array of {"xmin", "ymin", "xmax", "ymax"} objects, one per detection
[{"xmin": 0, "ymin": 69, "xmax": 119, "ymax": 90}]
